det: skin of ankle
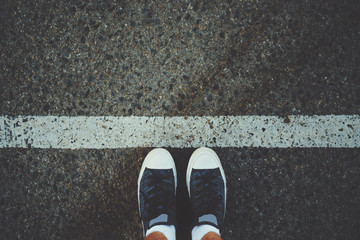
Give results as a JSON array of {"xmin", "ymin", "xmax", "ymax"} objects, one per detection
[
  {"xmin": 201, "ymin": 231, "xmax": 223, "ymax": 240},
  {"xmin": 144, "ymin": 231, "xmax": 168, "ymax": 240}
]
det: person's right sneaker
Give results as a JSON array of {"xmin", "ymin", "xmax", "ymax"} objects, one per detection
[{"xmin": 186, "ymin": 147, "xmax": 226, "ymax": 239}]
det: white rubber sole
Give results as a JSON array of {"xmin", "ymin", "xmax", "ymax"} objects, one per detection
[{"xmin": 186, "ymin": 147, "xmax": 227, "ymax": 213}]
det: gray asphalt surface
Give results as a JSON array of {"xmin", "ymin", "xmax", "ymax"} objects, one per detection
[{"xmin": 1, "ymin": 0, "xmax": 360, "ymax": 239}]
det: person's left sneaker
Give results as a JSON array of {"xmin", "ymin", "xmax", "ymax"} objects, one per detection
[{"xmin": 138, "ymin": 148, "xmax": 177, "ymax": 239}]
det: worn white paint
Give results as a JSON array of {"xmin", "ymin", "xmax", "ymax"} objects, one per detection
[{"xmin": 0, "ymin": 115, "xmax": 359, "ymax": 149}]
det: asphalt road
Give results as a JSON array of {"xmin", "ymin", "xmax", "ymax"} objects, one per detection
[{"xmin": 1, "ymin": 0, "xmax": 360, "ymax": 239}]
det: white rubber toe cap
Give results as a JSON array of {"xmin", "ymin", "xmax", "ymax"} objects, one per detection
[
  {"xmin": 143, "ymin": 148, "xmax": 175, "ymax": 169},
  {"xmin": 191, "ymin": 150, "xmax": 220, "ymax": 169},
  {"xmin": 188, "ymin": 147, "xmax": 221, "ymax": 169}
]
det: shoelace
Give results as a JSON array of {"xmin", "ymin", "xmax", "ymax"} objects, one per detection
[
  {"xmin": 192, "ymin": 170, "xmax": 223, "ymax": 218},
  {"xmin": 141, "ymin": 171, "xmax": 174, "ymax": 220}
]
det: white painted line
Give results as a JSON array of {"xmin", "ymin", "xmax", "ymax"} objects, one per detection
[{"xmin": 0, "ymin": 115, "xmax": 359, "ymax": 149}]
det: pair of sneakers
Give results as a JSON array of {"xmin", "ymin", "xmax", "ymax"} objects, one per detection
[{"xmin": 138, "ymin": 147, "xmax": 226, "ymax": 240}]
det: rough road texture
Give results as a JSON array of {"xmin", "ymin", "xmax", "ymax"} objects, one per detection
[
  {"xmin": 1, "ymin": 149, "xmax": 360, "ymax": 239},
  {"xmin": 1, "ymin": 0, "xmax": 360, "ymax": 239},
  {"xmin": 1, "ymin": 0, "xmax": 359, "ymax": 116}
]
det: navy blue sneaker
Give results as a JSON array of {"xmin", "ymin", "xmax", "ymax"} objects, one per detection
[
  {"xmin": 138, "ymin": 148, "xmax": 177, "ymax": 237},
  {"xmin": 186, "ymin": 147, "xmax": 226, "ymax": 231}
]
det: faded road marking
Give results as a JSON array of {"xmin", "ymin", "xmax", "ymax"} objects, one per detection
[{"xmin": 0, "ymin": 115, "xmax": 359, "ymax": 149}]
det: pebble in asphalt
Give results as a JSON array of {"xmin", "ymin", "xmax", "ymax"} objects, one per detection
[{"xmin": 1, "ymin": 0, "xmax": 359, "ymax": 239}]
